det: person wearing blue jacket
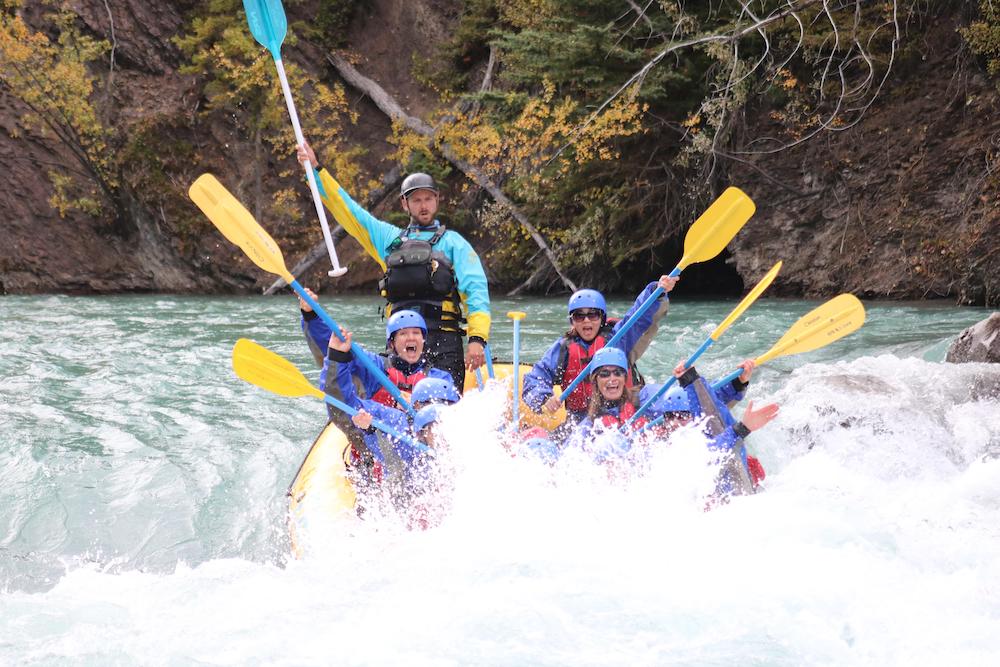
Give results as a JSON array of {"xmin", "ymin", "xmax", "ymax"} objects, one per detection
[
  {"xmin": 348, "ymin": 377, "xmax": 460, "ymax": 525},
  {"xmin": 564, "ymin": 347, "xmax": 692, "ymax": 464},
  {"xmin": 521, "ymin": 275, "xmax": 678, "ymax": 435},
  {"xmin": 671, "ymin": 359, "xmax": 778, "ymax": 497},
  {"xmin": 297, "ymin": 142, "xmax": 491, "ymax": 391}
]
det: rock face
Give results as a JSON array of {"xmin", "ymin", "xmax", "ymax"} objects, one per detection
[{"xmin": 947, "ymin": 313, "xmax": 1000, "ymax": 363}]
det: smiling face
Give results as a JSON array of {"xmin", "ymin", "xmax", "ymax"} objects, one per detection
[
  {"xmin": 391, "ymin": 327, "xmax": 425, "ymax": 363},
  {"xmin": 570, "ymin": 308, "xmax": 604, "ymax": 342},
  {"xmin": 401, "ymin": 189, "xmax": 439, "ymax": 226},
  {"xmin": 593, "ymin": 366, "xmax": 626, "ymax": 401}
]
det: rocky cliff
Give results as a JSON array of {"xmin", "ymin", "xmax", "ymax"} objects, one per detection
[{"xmin": 1, "ymin": 0, "xmax": 997, "ymax": 305}]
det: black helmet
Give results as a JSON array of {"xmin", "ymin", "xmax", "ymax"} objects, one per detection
[{"xmin": 401, "ymin": 172, "xmax": 438, "ymax": 198}]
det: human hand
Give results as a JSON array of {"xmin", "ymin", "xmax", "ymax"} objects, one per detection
[
  {"xmin": 673, "ymin": 361, "xmax": 687, "ymax": 378},
  {"xmin": 543, "ymin": 394, "xmax": 562, "ymax": 414},
  {"xmin": 296, "ymin": 142, "xmax": 318, "ymax": 167},
  {"xmin": 740, "ymin": 400, "xmax": 779, "ymax": 432},
  {"xmin": 298, "ymin": 287, "xmax": 318, "ymax": 312},
  {"xmin": 658, "ymin": 275, "xmax": 679, "ymax": 293},
  {"xmin": 351, "ymin": 409, "xmax": 373, "ymax": 430},
  {"xmin": 466, "ymin": 340, "xmax": 485, "ymax": 371},
  {"xmin": 738, "ymin": 359, "xmax": 756, "ymax": 383},
  {"xmin": 328, "ymin": 327, "xmax": 352, "ymax": 354}
]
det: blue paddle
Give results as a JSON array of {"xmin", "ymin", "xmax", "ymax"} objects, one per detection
[
  {"xmin": 189, "ymin": 174, "xmax": 416, "ymax": 416},
  {"xmin": 508, "ymin": 312, "xmax": 527, "ymax": 428},
  {"xmin": 557, "ymin": 187, "xmax": 756, "ymax": 405},
  {"xmin": 232, "ymin": 338, "xmax": 428, "ymax": 454},
  {"xmin": 242, "ymin": 0, "xmax": 347, "ymax": 277},
  {"xmin": 624, "ymin": 261, "xmax": 781, "ymax": 428}
]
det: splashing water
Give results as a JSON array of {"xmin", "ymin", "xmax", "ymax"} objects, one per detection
[{"xmin": 2, "ymin": 295, "xmax": 998, "ymax": 664}]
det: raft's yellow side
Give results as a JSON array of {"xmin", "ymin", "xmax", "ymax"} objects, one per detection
[
  {"xmin": 287, "ymin": 421, "xmax": 357, "ymax": 558},
  {"xmin": 288, "ymin": 364, "xmax": 567, "ymax": 556}
]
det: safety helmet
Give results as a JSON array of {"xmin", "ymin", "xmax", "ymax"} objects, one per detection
[
  {"xmin": 567, "ymin": 289, "xmax": 606, "ymax": 315},
  {"xmin": 523, "ymin": 437, "xmax": 560, "ymax": 465},
  {"xmin": 386, "ymin": 309, "xmax": 427, "ymax": 342},
  {"xmin": 411, "ymin": 377, "xmax": 460, "ymax": 405},
  {"xmin": 589, "ymin": 346, "xmax": 628, "ymax": 375},
  {"xmin": 657, "ymin": 385, "xmax": 691, "ymax": 414},
  {"xmin": 414, "ymin": 404, "xmax": 445, "ymax": 432},
  {"xmin": 400, "ymin": 172, "xmax": 438, "ymax": 198}
]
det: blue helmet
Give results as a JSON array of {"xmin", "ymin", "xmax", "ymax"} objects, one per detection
[
  {"xmin": 386, "ymin": 310, "xmax": 427, "ymax": 342},
  {"xmin": 657, "ymin": 385, "xmax": 691, "ymax": 414},
  {"xmin": 589, "ymin": 346, "xmax": 628, "ymax": 375},
  {"xmin": 414, "ymin": 404, "xmax": 445, "ymax": 431},
  {"xmin": 411, "ymin": 377, "xmax": 460, "ymax": 405},
  {"xmin": 523, "ymin": 437, "xmax": 560, "ymax": 465},
  {"xmin": 567, "ymin": 289, "xmax": 606, "ymax": 315}
]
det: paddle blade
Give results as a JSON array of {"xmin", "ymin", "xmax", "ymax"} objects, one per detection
[
  {"xmin": 758, "ymin": 294, "xmax": 866, "ymax": 364},
  {"xmin": 232, "ymin": 338, "xmax": 325, "ymax": 399},
  {"xmin": 243, "ymin": 0, "xmax": 287, "ymax": 56},
  {"xmin": 710, "ymin": 260, "xmax": 782, "ymax": 340},
  {"xmin": 677, "ymin": 187, "xmax": 755, "ymax": 270},
  {"xmin": 189, "ymin": 174, "xmax": 293, "ymax": 281}
]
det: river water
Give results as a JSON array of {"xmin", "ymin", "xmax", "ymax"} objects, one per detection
[{"xmin": 2, "ymin": 293, "xmax": 999, "ymax": 665}]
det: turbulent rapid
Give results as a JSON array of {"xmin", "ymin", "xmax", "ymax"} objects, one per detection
[{"xmin": 2, "ymin": 294, "xmax": 999, "ymax": 665}]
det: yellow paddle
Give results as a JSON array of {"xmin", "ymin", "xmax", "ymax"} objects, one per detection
[
  {"xmin": 712, "ymin": 293, "xmax": 867, "ymax": 389},
  {"xmin": 189, "ymin": 174, "xmax": 414, "ymax": 415},
  {"xmin": 627, "ymin": 260, "xmax": 781, "ymax": 426},
  {"xmin": 231, "ymin": 338, "xmax": 426, "ymax": 452},
  {"xmin": 559, "ymin": 186, "xmax": 755, "ymax": 402}
]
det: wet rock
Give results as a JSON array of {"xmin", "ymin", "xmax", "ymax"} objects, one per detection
[{"xmin": 946, "ymin": 313, "xmax": 1000, "ymax": 363}]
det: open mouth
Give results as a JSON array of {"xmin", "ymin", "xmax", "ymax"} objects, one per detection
[{"xmin": 405, "ymin": 343, "xmax": 418, "ymax": 354}]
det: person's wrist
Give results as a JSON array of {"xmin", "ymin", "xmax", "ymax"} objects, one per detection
[
  {"xmin": 678, "ymin": 366, "xmax": 699, "ymax": 388},
  {"xmin": 327, "ymin": 347, "xmax": 353, "ymax": 362},
  {"xmin": 468, "ymin": 336, "xmax": 486, "ymax": 347},
  {"xmin": 733, "ymin": 421, "xmax": 752, "ymax": 438}
]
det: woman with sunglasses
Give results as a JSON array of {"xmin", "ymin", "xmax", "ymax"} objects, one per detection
[
  {"xmin": 563, "ymin": 347, "xmax": 691, "ymax": 463},
  {"xmin": 522, "ymin": 275, "xmax": 678, "ymax": 433}
]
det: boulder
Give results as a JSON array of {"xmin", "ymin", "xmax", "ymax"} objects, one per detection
[{"xmin": 946, "ymin": 313, "xmax": 1000, "ymax": 363}]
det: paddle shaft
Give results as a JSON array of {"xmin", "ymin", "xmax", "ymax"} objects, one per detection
[
  {"xmin": 558, "ymin": 267, "xmax": 677, "ymax": 403},
  {"xmin": 511, "ymin": 319, "xmax": 523, "ymax": 427},
  {"xmin": 273, "ymin": 58, "xmax": 345, "ymax": 276},
  {"xmin": 291, "ymin": 278, "xmax": 415, "ymax": 415},
  {"xmin": 321, "ymin": 393, "xmax": 428, "ymax": 454},
  {"xmin": 484, "ymin": 342, "xmax": 495, "ymax": 379}
]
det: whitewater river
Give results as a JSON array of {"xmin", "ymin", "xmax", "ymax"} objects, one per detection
[{"xmin": 2, "ymin": 293, "xmax": 998, "ymax": 665}]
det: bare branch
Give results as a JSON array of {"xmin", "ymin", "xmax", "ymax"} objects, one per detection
[{"xmin": 327, "ymin": 52, "xmax": 577, "ymax": 293}]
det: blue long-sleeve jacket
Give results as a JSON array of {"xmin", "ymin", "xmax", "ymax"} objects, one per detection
[{"xmin": 522, "ymin": 282, "xmax": 667, "ymax": 418}]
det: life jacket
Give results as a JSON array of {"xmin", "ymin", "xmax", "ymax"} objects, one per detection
[
  {"xmin": 371, "ymin": 356, "xmax": 428, "ymax": 408},
  {"xmin": 598, "ymin": 400, "xmax": 648, "ymax": 431},
  {"xmin": 379, "ymin": 225, "xmax": 465, "ymax": 334},
  {"xmin": 554, "ymin": 323, "xmax": 644, "ymax": 413}
]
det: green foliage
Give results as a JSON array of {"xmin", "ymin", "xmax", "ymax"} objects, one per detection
[
  {"xmin": 962, "ymin": 0, "xmax": 1000, "ymax": 79},
  {"xmin": 0, "ymin": 2, "xmax": 116, "ymax": 218},
  {"xmin": 311, "ymin": 0, "xmax": 363, "ymax": 50}
]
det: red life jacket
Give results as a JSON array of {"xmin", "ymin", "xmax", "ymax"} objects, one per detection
[
  {"xmin": 555, "ymin": 324, "xmax": 642, "ymax": 413},
  {"xmin": 598, "ymin": 400, "xmax": 648, "ymax": 431},
  {"xmin": 371, "ymin": 360, "xmax": 427, "ymax": 408}
]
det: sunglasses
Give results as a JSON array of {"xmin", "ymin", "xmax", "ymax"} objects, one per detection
[
  {"xmin": 571, "ymin": 309, "xmax": 603, "ymax": 322},
  {"xmin": 594, "ymin": 368, "xmax": 626, "ymax": 379}
]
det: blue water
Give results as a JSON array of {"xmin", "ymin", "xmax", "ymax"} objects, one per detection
[{"xmin": 1, "ymin": 294, "xmax": 998, "ymax": 665}]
